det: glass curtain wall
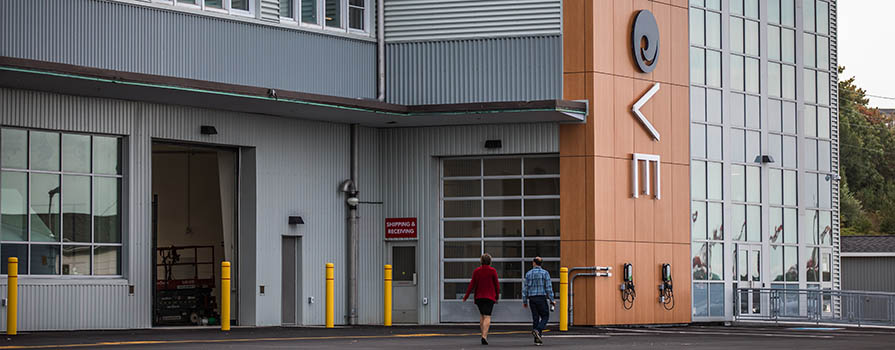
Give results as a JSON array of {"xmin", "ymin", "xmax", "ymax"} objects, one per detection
[{"xmin": 689, "ymin": 0, "xmax": 838, "ymax": 321}]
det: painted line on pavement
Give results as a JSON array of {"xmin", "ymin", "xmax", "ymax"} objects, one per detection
[
  {"xmin": 611, "ymin": 328, "xmax": 835, "ymax": 339},
  {"xmin": 0, "ymin": 330, "xmax": 537, "ymax": 349}
]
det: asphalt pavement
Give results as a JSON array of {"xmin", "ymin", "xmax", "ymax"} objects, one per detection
[{"xmin": 1, "ymin": 324, "xmax": 894, "ymax": 349}]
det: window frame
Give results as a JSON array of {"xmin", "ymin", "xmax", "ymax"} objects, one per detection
[{"xmin": 0, "ymin": 128, "xmax": 125, "ymax": 278}]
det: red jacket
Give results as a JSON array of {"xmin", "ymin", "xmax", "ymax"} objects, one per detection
[{"xmin": 463, "ymin": 265, "xmax": 500, "ymax": 302}]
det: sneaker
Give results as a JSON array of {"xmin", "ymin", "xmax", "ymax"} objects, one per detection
[
  {"xmin": 481, "ymin": 337, "xmax": 488, "ymax": 345},
  {"xmin": 533, "ymin": 330, "xmax": 543, "ymax": 345}
]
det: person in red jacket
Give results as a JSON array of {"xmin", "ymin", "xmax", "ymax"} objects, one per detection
[{"xmin": 463, "ymin": 253, "xmax": 500, "ymax": 345}]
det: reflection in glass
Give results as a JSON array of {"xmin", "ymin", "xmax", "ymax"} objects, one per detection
[
  {"xmin": 63, "ymin": 175, "xmax": 91, "ymax": 242},
  {"xmin": 820, "ymin": 211, "xmax": 832, "ymax": 245},
  {"xmin": 693, "ymin": 283, "xmax": 708, "ymax": 316},
  {"xmin": 444, "ymin": 220, "xmax": 481, "ymax": 238},
  {"xmin": 691, "ymin": 87, "xmax": 706, "ymax": 122},
  {"xmin": 444, "ymin": 200, "xmax": 480, "ymax": 218},
  {"xmin": 1, "ymin": 244, "xmax": 28, "ymax": 274},
  {"xmin": 62, "ymin": 245, "xmax": 91, "ymax": 275},
  {"xmin": 94, "ymin": 177, "xmax": 121, "ymax": 243},
  {"xmin": 708, "ymin": 203, "xmax": 723, "ymax": 240},
  {"xmin": 525, "ymin": 219, "xmax": 559, "ymax": 237},
  {"xmin": 93, "ymin": 136, "xmax": 121, "ymax": 175},
  {"xmin": 31, "ymin": 173, "xmax": 60, "ymax": 242},
  {"xmin": 94, "ymin": 246, "xmax": 120, "ymax": 275},
  {"xmin": 524, "ymin": 199, "xmax": 559, "ymax": 217},
  {"xmin": 324, "ymin": 0, "xmax": 341, "ymax": 27},
  {"xmin": 747, "ymin": 205, "xmax": 761, "ymax": 242},
  {"xmin": 784, "ymin": 170, "xmax": 797, "ymax": 206},
  {"xmin": 483, "ymin": 220, "xmax": 521, "ymax": 237},
  {"xmin": 691, "ymin": 47, "xmax": 705, "ymax": 85},
  {"xmin": 822, "ymin": 253, "xmax": 831, "ymax": 282},
  {"xmin": 484, "ymin": 200, "xmax": 521, "ymax": 217},
  {"xmin": 444, "ymin": 241, "xmax": 481, "ymax": 258},
  {"xmin": 691, "ymin": 161, "xmax": 706, "ymax": 200},
  {"xmin": 1, "ymin": 129, "xmax": 27, "ymax": 169},
  {"xmin": 484, "ymin": 240, "xmax": 522, "ymax": 258},
  {"xmin": 525, "ymin": 240, "xmax": 559, "ymax": 258},
  {"xmin": 30, "ymin": 245, "xmax": 60, "ymax": 275},
  {"xmin": 692, "ymin": 243, "xmax": 708, "ymax": 280},
  {"xmin": 444, "ymin": 159, "xmax": 480, "ymax": 177},
  {"xmin": 483, "ymin": 179, "xmax": 520, "ymax": 196},
  {"xmin": 807, "ymin": 247, "xmax": 819, "ymax": 282},
  {"xmin": 524, "ymin": 158, "xmax": 559, "ymax": 175},
  {"xmin": 732, "ymin": 166, "xmax": 745, "ymax": 202},
  {"xmin": 483, "ymin": 158, "xmax": 520, "ymax": 176},
  {"xmin": 707, "ymin": 162, "xmax": 722, "ymax": 200},
  {"xmin": 1, "ymin": 171, "xmax": 28, "ymax": 241},
  {"xmin": 771, "ymin": 246, "xmax": 783, "ymax": 281},
  {"xmin": 806, "ymin": 173, "xmax": 819, "ymax": 208},
  {"xmin": 692, "ymin": 201, "xmax": 707, "ymax": 240},
  {"xmin": 746, "ymin": 166, "xmax": 761, "ymax": 203},
  {"xmin": 524, "ymin": 178, "xmax": 559, "ymax": 196},
  {"xmin": 62, "ymin": 134, "xmax": 91, "ymax": 173},
  {"xmin": 770, "ymin": 208, "xmax": 783, "ymax": 243},
  {"xmin": 732, "ymin": 205, "xmax": 746, "ymax": 241},
  {"xmin": 784, "ymin": 208, "xmax": 798, "ymax": 244},
  {"xmin": 444, "ymin": 180, "xmax": 480, "ymax": 197},
  {"xmin": 709, "ymin": 283, "xmax": 724, "ymax": 316},
  {"xmin": 301, "ymin": 0, "xmax": 318, "ymax": 24},
  {"xmin": 785, "ymin": 246, "xmax": 798, "ymax": 281},
  {"xmin": 30, "ymin": 131, "xmax": 60, "ymax": 171}
]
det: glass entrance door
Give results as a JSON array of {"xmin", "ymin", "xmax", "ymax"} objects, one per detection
[{"xmin": 736, "ymin": 244, "xmax": 763, "ymax": 315}]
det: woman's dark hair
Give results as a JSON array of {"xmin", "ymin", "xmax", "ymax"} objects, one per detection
[{"xmin": 481, "ymin": 253, "xmax": 492, "ymax": 265}]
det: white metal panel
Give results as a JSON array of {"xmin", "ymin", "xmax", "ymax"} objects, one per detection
[
  {"xmin": 383, "ymin": 0, "xmax": 562, "ymax": 42},
  {"xmin": 260, "ymin": 0, "xmax": 281, "ymax": 21}
]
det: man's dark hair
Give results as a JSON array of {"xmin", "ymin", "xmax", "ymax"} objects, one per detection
[
  {"xmin": 533, "ymin": 256, "xmax": 543, "ymax": 266},
  {"xmin": 481, "ymin": 253, "xmax": 492, "ymax": 266}
]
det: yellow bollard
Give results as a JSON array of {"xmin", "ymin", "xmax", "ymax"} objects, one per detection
[
  {"xmin": 384, "ymin": 265, "xmax": 392, "ymax": 326},
  {"xmin": 559, "ymin": 267, "xmax": 568, "ymax": 332},
  {"xmin": 325, "ymin": 263, "xmax": 334, "ymax": 328},
  {"xmin": 221, "ymin": 261, "xmax": 231, "ymax": 331},
  {"xmin": 7, "ymin": 258, "xmax": 17, "ymax": 336}
]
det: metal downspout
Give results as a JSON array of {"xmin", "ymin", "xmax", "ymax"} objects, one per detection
[
  {"xmin": 377, "ymin": 0, "xmax": 385, "ymax": 101},
  {"xmin": 348, "ymin": 124, "xmax": 359, "ymax": 325}
]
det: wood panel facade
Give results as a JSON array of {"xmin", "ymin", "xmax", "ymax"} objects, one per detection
[{"xmin": 560, "ymin": 0, "xmax": 691, "ymax": 325}]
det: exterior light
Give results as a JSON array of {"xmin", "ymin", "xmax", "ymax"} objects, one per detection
[
  {"xmin": 288, "ymin": 216, "xmax": 305, "ymax": 225},
  {"xmin": 755, "ymin": 155, "xmax": 775, "ymax": 164},
  {"xmin": 346, "ymin": 197, "xmax": 359, "ymax": 207},
  {"xmin": 200, "ymin": 125, "xmax": 218, "ymax": 135},
  {"xmin": 484, "ymin": 139, "xmax": 502, "ymax": 149}
]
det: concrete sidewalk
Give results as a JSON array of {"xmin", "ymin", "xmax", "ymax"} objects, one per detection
[{"xmin": 1, "ymin": 324, "xmax": 894, "ymax": 349}]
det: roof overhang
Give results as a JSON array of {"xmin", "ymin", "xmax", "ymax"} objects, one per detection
[{"xmin": 0, "ymin": 57, "xmax": 587, "ymax": 127}]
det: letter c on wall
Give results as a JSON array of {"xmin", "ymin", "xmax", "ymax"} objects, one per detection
[{"xmin": 632, "ymin": 10, "xmax": 660, "ymax": 73}]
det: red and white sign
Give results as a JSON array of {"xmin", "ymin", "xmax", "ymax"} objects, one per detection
[{"xmin": 385, "ymin": 218, "xmax": 417, "ymax": 240}]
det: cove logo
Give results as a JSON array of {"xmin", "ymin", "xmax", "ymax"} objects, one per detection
[{"xmin": 631, "ymin": 10, "xmax": 660, "ymax": 73}]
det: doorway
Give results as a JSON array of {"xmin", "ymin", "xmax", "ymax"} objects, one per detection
[
  {"xmin": 281, "ymin": 236, "xmax": 302, "ymax": 325},
  {"xmin": 736, "ymin": 244, "xmax": 763, "ymax": 316},
  {"xmin": 151, "ymin": 142, "xmax": 238, "ymax": 327},
  {"xmin": 390, "ymin": 244, "xmax": 418, "ymax": 324}
]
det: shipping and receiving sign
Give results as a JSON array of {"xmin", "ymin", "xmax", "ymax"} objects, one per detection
[{"xmin": 385, "ymin": 218, "xmax": 417, "ymax": 240}]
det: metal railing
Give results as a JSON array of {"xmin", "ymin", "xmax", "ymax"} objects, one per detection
[{"xmin": 734, "ymin": 288, "xmax": 895, "ymax": 326}]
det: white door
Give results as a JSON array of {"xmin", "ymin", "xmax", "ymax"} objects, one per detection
[
  {"xmin": 736, "ymin": 244, "xmax": 764, "ymax": 316},
  {"xmin": 391, "ymin": 245, "xmax": 418, "ymax": 324}
]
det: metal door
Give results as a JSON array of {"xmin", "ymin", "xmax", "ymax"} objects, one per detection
[
  {"xmin": 736, "ymin": 245, "xmax": 764, "ymax": 315},
  {"xmin": 391, "ymin": 245, "xmax": 418, "ymax": 324}
]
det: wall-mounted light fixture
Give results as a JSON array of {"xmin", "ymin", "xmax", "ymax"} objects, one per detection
[
  {"xmin": 288, "ymin": 216, "xmax": 305, "ymax": 225},
  {"xmin": 200, "ymin": 125, "xmax": 218, "ymax": 135},
  {"xmin": 754, "ymin": 155, "xmax": 775, "ymax": 164},
  {"xmin": 484, "ymin": 139, "xmax": 502, "ymax": 149}
]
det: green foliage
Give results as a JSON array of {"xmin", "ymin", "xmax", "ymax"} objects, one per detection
[{"xmin": 838, "ymin": 67, "xmax": 895, "ymax": 235}]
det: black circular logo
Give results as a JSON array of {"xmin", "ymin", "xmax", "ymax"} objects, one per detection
[{"xmin": 632, "ymin": 10, "xmax": 660, "ymax": 73}]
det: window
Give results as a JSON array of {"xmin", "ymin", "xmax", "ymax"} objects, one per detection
[
  {"xmin": 155, "ymin": 0, "xmax": 253, "ymax": 16},
  {"xmin": 0, "ymin": 129, "xmax": 123, "ymax": 276},
  {"xmin": 348, "ymin": 0, "xmax": 365, "ymax": 30},
  {"xmin": 281, "ymin": 0, "xmax": 368, "ymax": 33},
  {"xmin": 441, "ymin": 157, "xmax": 560, "ymax": 301}
]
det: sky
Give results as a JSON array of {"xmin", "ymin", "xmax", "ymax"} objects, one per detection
[{"xmin": 838, "ymin": 0, "xmax": 895, "ymax": 109}]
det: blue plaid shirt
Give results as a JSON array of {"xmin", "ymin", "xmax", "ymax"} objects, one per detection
[{"xmin": 522, "ymin": 266, "xmax": 554, "ymax": 303}]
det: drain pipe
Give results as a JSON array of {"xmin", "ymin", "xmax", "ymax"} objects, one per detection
[
  {"xmin": 568, "ymin": 266, "xmax": 612, "ymax": 327},
  {"xmin": 339, "ymin": 125, "xmax": 360, "ymax": 325},
  {"xmin": 376, "ymin": 0, "xmax": 385, "ymax": 101}
]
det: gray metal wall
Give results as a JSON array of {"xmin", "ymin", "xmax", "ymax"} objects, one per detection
[
  {"xmin": 383, "ymin": 0, "xmax": 562, "ymax": 42},
  {"xmin": 0, "ymin": 0, "xmax": 376, "ymax": 99},
  {"xmin": 0, "ymin": 86, "xmax": 561, "ymax": 329},
  {"xmin": 385, "ymin": 36, "xmax": 563, "ymax": 105},
  {"xmin": 841, "ymin": 257, "xmax": 895, "ymax": 293},
  {"xmin": 0, "ymin": 87, "xmax": 354, "ymax": 329}
]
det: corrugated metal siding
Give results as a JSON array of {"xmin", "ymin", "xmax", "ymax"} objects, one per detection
[
  {"xmin": 379, "ymin": 123, "xmax": 559, "ymax": 324},
  {"xmin": 260, "ymin": 0, "xmax": 281, "ymax": 22},
  {"xmin": 383, "ymin": 0, "xmax": 562, "ymax": 42},
  {"xmin": 0, "ymin": 283, "xmax": 139, "ymax": 330},
  {"xmin": 841, "ymin": 257, "xmax": 895, "ymax": 293},
  {"xmin": 386, "ymin": 36, "xmax": 562, "ymax": 105},
  {"xmin": 0, "ymin": 0, "xmax": 376, "ymax": 99},
  {"xmin": 829, "ymin": 0, "xmax": 841, "ymax": 294}
]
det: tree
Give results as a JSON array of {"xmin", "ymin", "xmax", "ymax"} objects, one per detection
[{"xmin": 838, "ymin": 67, "xmax": 895, "ymax": 235}]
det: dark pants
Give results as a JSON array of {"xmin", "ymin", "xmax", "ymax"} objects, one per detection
[{"xmin": 528, "ymin": 296, "xmax": 549, "ymax": 334}]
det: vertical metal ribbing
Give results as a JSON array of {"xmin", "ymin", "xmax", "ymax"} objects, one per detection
[{"xmin": 828, "ymin": 0, "xmax": 842, "ymax": 316}]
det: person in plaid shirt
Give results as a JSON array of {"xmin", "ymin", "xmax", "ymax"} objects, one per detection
[{"xmin": 522, "ymin": 256, "xmax": 554, "ymax": 346}]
